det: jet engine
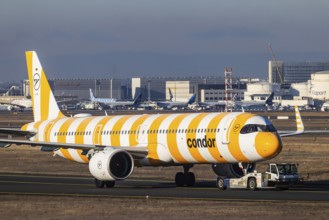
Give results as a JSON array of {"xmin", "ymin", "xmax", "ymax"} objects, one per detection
[
  {"xmin": 212, "ymin": 163, "xmax": 256, "ymax": 178},
  {"xmin": 89, "ymin": 148, "xmax": 134, "ymax": 181}
]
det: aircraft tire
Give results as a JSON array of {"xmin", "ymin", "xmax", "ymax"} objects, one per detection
[
  {"xmin": 105, "ymin": 181, "xmax": 115, "ymax": 188},
  {"xmin": 175, "ymin": 172, "xmax": 185, "ymax": 187},
  {"xmin": 186, "ymin": 172, "xmax": 195, "ymax": 187},
  {"xmin": 95, "ymin": 178, "xmax": 105, "ymax": 188},
  {"xmin": 217, "ymin": 177, "xmax": 226, "ymax": 190}
]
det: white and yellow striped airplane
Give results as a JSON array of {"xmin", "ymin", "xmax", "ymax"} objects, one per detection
[{"xmin": 0, "ymin": 51, "xmax": 304, "ymax": 188}]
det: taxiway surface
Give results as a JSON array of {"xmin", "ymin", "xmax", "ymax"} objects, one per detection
[{"xmin": 0, "ymin": 174, "xmax": 328, "ymax": 202}]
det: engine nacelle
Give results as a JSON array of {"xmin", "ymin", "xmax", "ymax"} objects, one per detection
[
  {"xmin": 212, "ymin": 163, "xmax": 256, "ymax": 178},
  {"xmin": 89, "ymin": 148, "xmax": 134, "ymax": 181}
]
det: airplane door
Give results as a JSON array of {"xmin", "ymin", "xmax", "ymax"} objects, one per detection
[
  {"xmin": 93, "ymin": 124, "xmax": 103, "ymax": 145},
  {"xmin": 222, "ymin": 117, "xmax": 235, "ymax": 144},
  {"xmin": 44, "ymin": 121, "xmax": 55, "ymax": 142},
  {"xmin": 137, "ymin": 124, "xmax": 148, "ymax": 145}
]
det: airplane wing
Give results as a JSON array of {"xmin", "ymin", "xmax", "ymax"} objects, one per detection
[
  {"xmin": 0, "ymin": 102, "xmax": 26, "ymax": 109},
  {"xmin": 0, "ymin": 138, "xmax": 148, "ymax": 159},
  {"xmin": 0, "ymin": 128, "xmax": 36, "ymax": 137},
  {"xmin": 278, "ymin": 106, "xmax": 304, "ymax": 137}
]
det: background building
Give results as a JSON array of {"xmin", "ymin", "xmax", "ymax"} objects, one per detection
[
  {"xmin": 131, "ymin": 76, "xmax": 233, "ymax": 102},
  {"xmin": 269, "ymin": 60, "xmax": 329, "ymax": 83},
  {"xmin": 199, "ymin": 84, "xmax": 246, "ymax": 102},
  {"xmin": 50, "ymin": 78, "xmax": 123, "ymax": 100}
]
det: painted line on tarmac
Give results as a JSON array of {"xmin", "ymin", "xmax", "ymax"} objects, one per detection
[
  {"xmin": 0, "ymin": 174, "xmax": 174, "ymax": 183},
  {"xmin": 0, "ymin": 191, "xmax": 325, "ymax": 203},
  {"xmin": 0, "ymin": 180, "xmax": 93, "ymax": 187},
  {"xmin": 0, "ymin": 174, "xmax": 92, "ymax": 180},
  {"xmin": 0, "ymin": 180, "xmax": 166, "ymax": 189}
]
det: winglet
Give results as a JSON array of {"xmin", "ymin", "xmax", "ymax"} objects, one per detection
[{"xmin": 295, "ymin": 106, "xmax": 304, "ymax": 133}]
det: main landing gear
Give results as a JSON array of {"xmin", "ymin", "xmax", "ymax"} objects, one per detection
[
  {"xmin": 175, "ymin": 164, "xmax": 195, "ymax": 187},
  {"xmin": 94, "ymin": 179, "xmax": 115, "ymax": 188}
]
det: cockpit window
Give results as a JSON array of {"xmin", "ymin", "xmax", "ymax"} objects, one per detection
[{"xmin": 240, "ymin": 124, "xmax": 276, "ymax": 134}]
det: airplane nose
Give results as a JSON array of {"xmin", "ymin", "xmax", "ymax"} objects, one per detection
[{"xmin": 255, "ymin": 132, "xmax": 282, "ymax": 159}]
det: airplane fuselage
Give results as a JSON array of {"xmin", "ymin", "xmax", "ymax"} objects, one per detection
[{"xmin": 22, "ymin": 112, "xmax": 282, "ymax": 166}]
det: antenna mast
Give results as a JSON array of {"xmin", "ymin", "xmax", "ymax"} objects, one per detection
[{"xmin": 268, "ymin": 43, "xmax": 283, "ymax": 84}]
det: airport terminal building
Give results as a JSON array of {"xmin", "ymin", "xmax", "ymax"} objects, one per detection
[{"xmin": 269, "ymin": 60, "xmax": 329, "ymax": 83}]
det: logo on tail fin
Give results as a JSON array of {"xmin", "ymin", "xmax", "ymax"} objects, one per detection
[{"xmin": 33, "ymin": 73, "xmax": 40, "ymax": 91}]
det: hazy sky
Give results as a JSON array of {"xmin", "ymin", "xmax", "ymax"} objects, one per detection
[{"xmin": 1, "ymin": 0, "xmax": 329, "ymax": 82}]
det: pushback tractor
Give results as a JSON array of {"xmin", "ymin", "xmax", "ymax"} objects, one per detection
[{"xmin": 216, "ymin": 163, "xmax": 302, "ymax": 190}]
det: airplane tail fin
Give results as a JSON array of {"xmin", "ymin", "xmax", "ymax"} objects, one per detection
[
  {"xmin": 232, "ymin": 94, "xmax": 238, "ymax": 101},
  {"xmin": 169, "ymin": 88, "xmax": 173, "ymax": 101},
  {"xmin": 133, "ymin": 93, "xmax": 143, "ymax": 105},
  {"xmin": 89, "ymin": 88, "xmax": 95, "ymax": 102},
  {"xmin": 187, "ymin": 94, "xmax": 196, "ymax": 105},
  {"xmin": 26, "ymin": 51, "xmax": 65, "ymax": 122},
  {"xmin": 265, "ymin": 92, "xmax": 274, "ymax": 106}
]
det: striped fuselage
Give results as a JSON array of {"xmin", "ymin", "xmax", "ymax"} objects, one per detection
[{"xmin": 21, "ymin": 112, "xmax": 281, "ymax": 166}]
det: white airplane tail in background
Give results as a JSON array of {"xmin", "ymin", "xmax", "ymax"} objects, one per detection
[{"xmin": 26, "ymin": 51, "xmax": 64, "ymax": 122}]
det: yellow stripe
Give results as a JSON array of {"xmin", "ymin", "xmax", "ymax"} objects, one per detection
[
  {"xmin": 21, "ymin": 124, "xmax": 29, "ymax": 131},
  {"xmin": 59, "ymin": 149, "xmax": 74, "ymax": 161},
  {"xmin": 74, "ymin": 117, "xmax": 95, "ymax": 144},
  {"xmin": 40, "ymin": 69, "xmax": 50, "ymax": 121},
  {"xmin": 167, "ymin": 114, "xmax": 189, "ymax": 164},
  {"xmin": 76, "ymin": 149, "xmax": 89, "ymax": 163},
  {"xmin": 226, "ymin": 120, "xmax": 234, "ymax": 141},
  {"xmin": 33, "ymin": 121, "xmax": 43, "ymax": 141},
  {"xmin": 147, "ymin": 114, "xmax": 169, "ymax": 165},
  {"xmin": 228, "ymin": 113, "xmax": 252, "ymax": 161},
  {"xmin": 186, "ymin": 113, "xmax": 208, "ymax": 162},
  {"xmin": 207, "ymin": 113, "xmax": 227, "ymax": 163},
  {"xmin": 26, "ymin": 52, "xmax": 35, "ymax": 120},
  {"xmin": 58, "ymin": 117, "xmax": 89, "ymax": 162},
  {"xmin": 93, "ymin": 116, "xmax": 113, "ymax": 145},
  {"xmin": 57, "ymin": 118, "xmax": 76, "ymax": 143},
  {"xmin": 33, "ymin": 120, "xmax": 42, "ymax": 130},
  {"xmin": 129, "ymin": 115, "xmax": 149, "ymax": 146},
  {"xmin": 111, "ymin": 115, "xmax": 132, "ymax": 146},
  {"xmin": 44, "ymin": 119, "xmax": 58, "ymax": 142}
]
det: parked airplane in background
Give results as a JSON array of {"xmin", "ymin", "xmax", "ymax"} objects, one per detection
[
  {"xmin": 198, "ymin": 94, "xmax": 238, "ymax": 110},
  {"xmin": 90, "ymin": 88, "xmax": 142, "ymax": 110},
  {"xmin": 90, "ymin": 88, "xmax": 116, "ymax": 104},
  {"xmin": 0, "ymin": 99, "xmax": 32, "ymax": 111},
  {"xmin": 157, "ymin": 93, "xmax": 196, "ymax": 110},
  {"xmin": 0, "ymin": 52, "xmax": 303, "ymax": 189},
  {"xmin": 198, "ymin": 93, "xmax": 274, "ymax": 110},
  {"xmin": 234, "ymin": 93, "xmax": 274, "ymax": 108}
]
